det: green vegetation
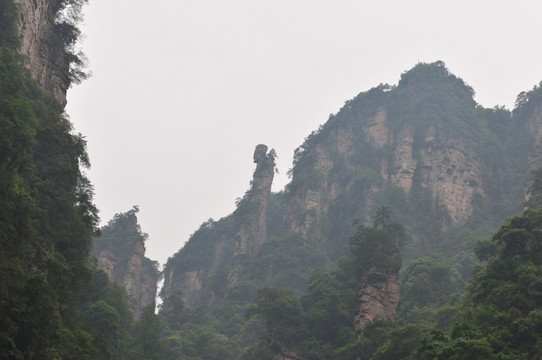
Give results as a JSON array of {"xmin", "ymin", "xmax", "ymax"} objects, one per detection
[
  {"xmin": 5, "ymin": 2, "xmax": 542, "ymax": 355},
  {"xmin": 0, "ymin": 2, "xmax": 161, "ymax": 358},
  {"xmin": 92, "ymin": 206, "xmax": 159, "ymax": 283},
  {"xmin": 0, "ymin": 41, "xmax": 99, "ymax": 358},
  {"xmin": 53, "ymin": 0, "xmax": 90, "ymax": 85},
  {"xmin": 156, "ymin": 62, "xmax": 542, "ymax": 359}
]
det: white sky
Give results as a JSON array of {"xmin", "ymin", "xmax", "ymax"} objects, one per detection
[{"xmin": 66, "ymin": 0, "xmax": 542, "ymax": 267}]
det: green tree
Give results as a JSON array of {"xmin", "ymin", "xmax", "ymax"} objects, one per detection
[
  {"xmin": 131, "ymin": 303, "xmax": 164, "ymax": 359},
  {"xmin": 249, "ymin": 288, "xmax": 302, "ymax": 348}
]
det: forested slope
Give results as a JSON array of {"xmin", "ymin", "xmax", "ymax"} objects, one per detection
[
  {"xmin": 159, "ymin": 62, "xmax": 542, "ymax": 359},
  {"xmin": 0, "ymin": 1, "xmax": 162, "ymax": 358},
  {"xmin": 5, "ymin": 0, "xmax": 542, "ymax": 357}
]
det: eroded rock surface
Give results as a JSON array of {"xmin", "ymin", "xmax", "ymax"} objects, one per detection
[
  {"xmin": 15, "ymin": 0, "xmax": 70, "ymax": 105},
  {"xmin": 93, "ymin": 210, "xmax": 159, "ymax": 318},
  {"xmin": 355, "ymin": 270, "xmax": 400, "ymax": 335},
  {"xmin": 229, "ymin": 144, "xmax": 276, "ymax": 284}
]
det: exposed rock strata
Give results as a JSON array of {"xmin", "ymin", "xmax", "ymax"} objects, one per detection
[
  {"xmin": 15, "ymin": 0, "xmax": 70, "ymax": 105},
  {"xmin": 94, "ymin": 211, "xmax": 159, "ymax": 318},
  {"xmin": 527, "ymin": 104, "xmax": 542, "ymax": 170},
  {"xmin": 229, "ymin": 144, "xmax": 275, "ymax": 284},
  {"xmin": 355, "ymin": 270, "xmax": 400, "ymax": 335},
  {"xmin": 285, "ymin": 145, "xmax": 333, "ymax": 242},
  {"xmin": 162, "ymin": 145, "xmax": 275, "ymax": 306},
  {"xmin": 287, "ymin": 109, "xmax": 486, "ymax": 243},
  {"xmin": 390, "ymin": 124, "xmax": 484, "ymax": 224}
]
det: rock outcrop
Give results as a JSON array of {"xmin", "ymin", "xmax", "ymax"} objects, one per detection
[
  {"xmin": 162, "ymin": 145, "xmax": 275, "ymax": 306},
  {"xmin": 355, "ymin": 270, "xmax": 401, "ymax": 336},
  {"xmin": 161, "ymin": 222, "xmax": 232, "ymax": 307},
  {"xmin": 390, "ymin": 123, "xmax": 484, "ymax": 225},
  {"xmin": 526, "ymin": 103, "xmax": 542, "ymax": 170},
  {"xmin": 228, "ymin": 144, "xmax": 275, "ymax": 284},
  {"xmin": 285, "ymin": 145, "xmax": 334, "ymax": 242},
  {"xmin": 233, "ymin": 144, "xmax": 276, "ymax": 257},
  {"xmin": 15, "ymin": 0, "xmax": 71, "ymax": 105},
  {"xmin": 92, "ymin": 208, "xmax": 159, "ymax": 318}
]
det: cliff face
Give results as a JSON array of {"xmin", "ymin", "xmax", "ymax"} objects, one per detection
[
  {"xmin": 15, "ymin": 0, "xmax": 70, "ymax": 105},
  {"xmin": 161, "ymin": 144, "xmax": 275, "ymax": 307},
  {"xmin": 162, "ymin": 64, "xmax": 536, "ymax": 349},
  {"xmin": 229, "ymin": 144, "xmax": 275, "ymax": 284},
  {"xmin": 287, "ymin": 115, "xmax": 485, "ymax": 242},
  {"xmin": 390, "ymin": 124, "xmax": 484, "ymax": 224},
  {"xmin": 526, "ymin": 103, "xmax": 542, "ymax": 170},
  {"xmin": 354, "ymin": 265, "xmax": 401, "ymax": 336},
  {"xmin": 284, "ymin": 64, "xmax": 526, "ymax": 263},
  {"xmin": 355, "ymin": 272, "xmax": 400, "ymax": 334},
  {"xmin": 161, "ymin": 224, "xmax": 232, "ymax": 307},
  {"xmin": 233, "ymin": 144, "xmax": 275, "ymax": 256},
  {"xmin": 93, "ymin": 208, "xmax": 159, "ymax": 318}
]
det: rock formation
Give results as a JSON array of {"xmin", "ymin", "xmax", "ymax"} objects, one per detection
[
  {"xmin": 162, "ymin": 144, "xmax": 275, "ymax": 306},
  {"xmin": 354, "ymin": 266, "xmax": 401, "ymax": 336},
  {"xmin": 161, "ymin": 221, "xmax": 232, "ymax": 307},
  {"xmin": 233, "ymin": 144, "xmax": 276, "ymax": 256},
  {"xmin": 526, "ymin": 103, "xmax": 542, "ymax": 170},
  {"xmin": 92, "ymin": 208, "xmax": 159, "ymax": 318},
  {"xmin": 228, "ymin": 144, "xmax": 276, "ymax": 284},
  {"xmin": 355, "ymin": 271, "xmax": 401, "ymax": 335},
  {"xmin": 161, "ymin": 63, "xmax": 539, "ymax": 354},
  {"xmin": 15, "ymin": 0, "xmax": 71, "ymax": 105}
]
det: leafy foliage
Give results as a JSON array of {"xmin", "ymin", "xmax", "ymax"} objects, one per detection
[
  {"xmin": 0, "ymin": 44, "xmax": 98, "ymax": 359},
  {"xmin": 53, "ymin": 0, "xmax": 90, "ymax": 85},
  {"xmin": 92, "ymin": 206, "xmax": 159, "ymax": 282},
  {"xmin": 157, "ymin": 62, "xmax": 542, "ymax": 359},
  {"xmin": 0, "ymin": 0, "xmax": 19, "ymax": 49}
]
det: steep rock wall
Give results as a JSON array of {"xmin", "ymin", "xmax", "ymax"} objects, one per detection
[
  {"xmin": 390, "ymin": 124, "xmax": 485, "ymax": 225},
  {"xmin": 161, "ymin": 229, "xmax": 231, "ymax": 308},
  {"xmin": 229, "ymin": 144, "xmax": 275, "ymax": 284},
  {"xmin": 285, "ymin": 145, "xmax": 334, "ymax": 242},
  {"xmin": 354, "ymin": 269, "xmax": 401, "ymax": 336},
  {"xmin": 527, "ymin": 104, "xmax": 542, "ymax": 171},
  {"xmin": 93, "ymin": 210, "xmax": 159, "ymax": 318},
  {"xmin": 233, "ymin": 144, "xmax": 276, "ymax": 257},
  {"xmin": 162, "ymin": 145, "xmax": 275, "ymax": 306},
  {"xmin": 15, "ymin": 0, "xmax": 70, "ymax": 105},
  {"xmin": 286, "ymin": 109, "xmax": 486, "ymax": 246}
]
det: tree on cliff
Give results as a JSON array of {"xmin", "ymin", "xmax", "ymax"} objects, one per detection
[
  {"xmin": 348, "ymin": 206, "xmax": 405, "ymax": 277},
  {"xmin": 0, "ymin": 44, "xmax": 109, "ymax": 358}
]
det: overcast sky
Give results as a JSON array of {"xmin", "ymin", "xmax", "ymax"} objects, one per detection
[{"xmin": 66, "ymin": 0, "xmax": 542, "ymax": 266}]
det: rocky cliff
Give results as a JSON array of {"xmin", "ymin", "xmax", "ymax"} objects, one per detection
[
  {"xmin": 284, "ymin": 63, "xmax": 528, "ymax": 262},
  {"xmin": 228, "ymin": 144, "xmax": 276, "ymax": 284},
  {"xmin": 354, "ymin": 267, "xmax": 401, "ymax": 336},
  {"xmin": 162, "ymin": 144, "xmax": 275, "ymax": 307},
  {"xmin": 14, "ymin": 0, "xmax": 72, "ymax": 105},
  {"xmin": 161, "ymin": 63, "xmax": 541, "ymax": 351},
  {"xmin": 92, "ymin": 207, "xmax": 159, "ymax": 318},
  {"xmin": 161, "ymin": 217, "xmax": 233, "ymax": 307}
]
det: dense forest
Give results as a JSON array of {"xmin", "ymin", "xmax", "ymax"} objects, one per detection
[
  {"xmin": 4, "ymin": 0, "xmax": 542, "ymax": 358},
  {"xmin": 0, "ymin": 0, "xmax": 161, "ymax": 358}
]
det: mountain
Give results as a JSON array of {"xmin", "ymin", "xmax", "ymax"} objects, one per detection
[
  {"xmin": 159, "ymin": 61, "xmax": 542, "ymax": 359},
  {"xmin": 162, "ymin": 61, "xmax": 534, "ymax": 306}
]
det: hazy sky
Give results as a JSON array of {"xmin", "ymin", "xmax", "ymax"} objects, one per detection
[{"xmin": 66, "ymin": 0, "xmax": 542, "ymax": 266}]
